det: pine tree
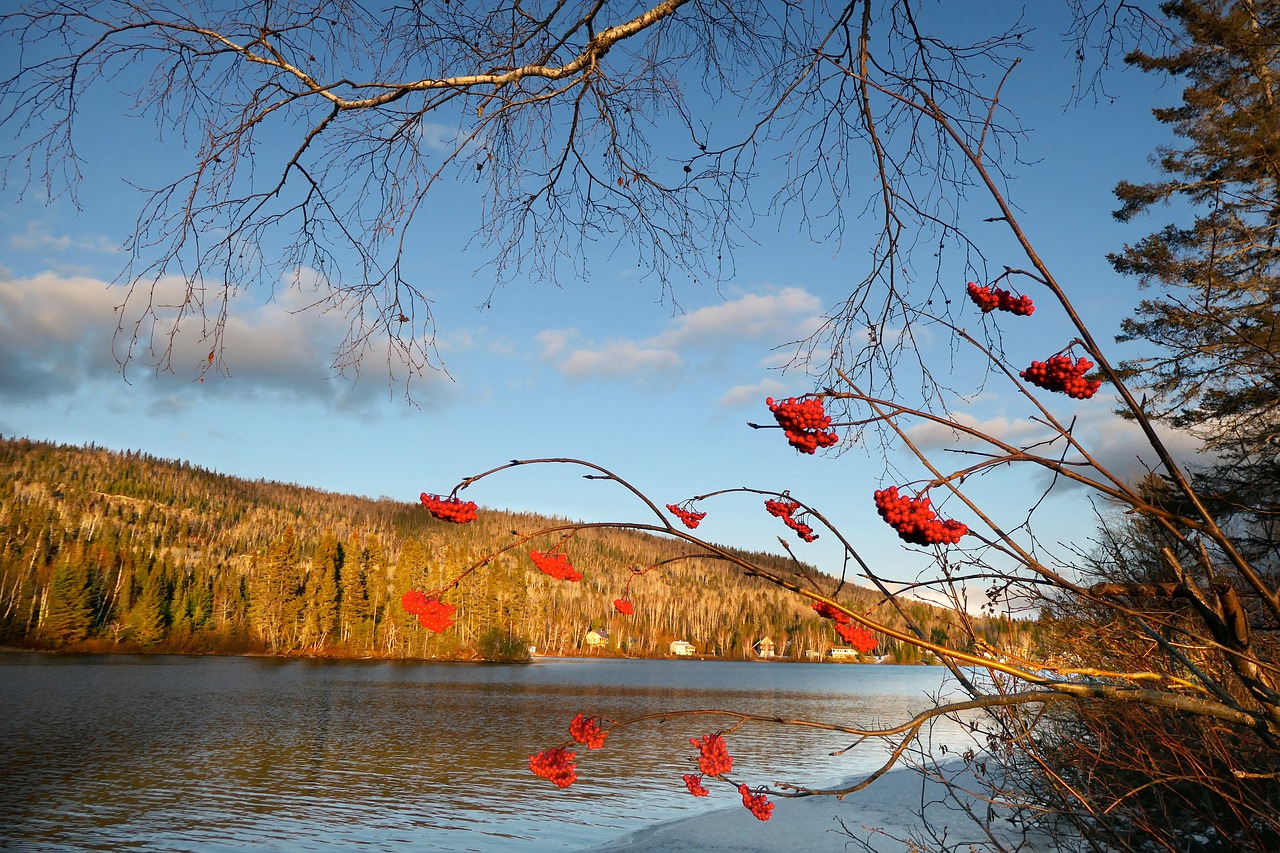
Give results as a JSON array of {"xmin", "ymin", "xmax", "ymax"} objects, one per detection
[
  {"xmin": 361, "ymin": 534, "xmax": 387, "ymax": 654},
  {"xmin": 40, "ymin": 558, "xmax": 94, "ymax": 645},
  {"xmin": 307, "ymin": 532, "xmax": 342, "ymax": 650},
  {"xmin": 340, "ymin": 534, "xmax": 373, "ymax": 650},
  {"xmin": 127, "ymin": 560, "xmax": 171, "ymax": 646},
  {"xmin": 188, "ymin": 574, "xmax": 214, "ymax": 632},
  {"xmin": 1110, "ymin": 0, "xmax": 1280, "ymax": 561},
  {"xmin": 249, "ymin": 526, "xmax": 304, "ymax": 652},
  {"xmin": 388, "ymin": 537, "xmax": 429, "ymax": 656}
]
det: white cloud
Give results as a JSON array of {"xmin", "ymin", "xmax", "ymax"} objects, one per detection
[
  {"xmin": 1070, "ymin": 407, "xmax": 1207, "ymax": 486},
  {"xmin": 719, "ymin": 378, "xmax": 790, "ymax": 408},
  {"xmin": 0, "ymin": 267, "xmax": 451, "ymax": 411},
  {"xmin": 7, "ymin": 220, "xmax": 118, "ymax": 254},
  {"xmin": 0, "ymin": 269, "xmax": 121, "ymax": 398},
  {"xmin": 653, "ymin": 287, "xmax": 822, "ymax": 349},
  {"xmin": 541, "ymin": 286, "xmax": 824, "ymax": 383},
  {"xmin": 902, "ymin": 403, "xmax": 1207, "ymax": 490},
  {"xmin": 536, "ymin": 328, "xmax": 575, "ymax": 358},
  {"xmin": 418, "ymin": 121, "xmax": 486, "ymax": 157},
  {"xmin": 906, "ymin": 412, "xmax": 1051, "ymax": 452},
  {"xmin": 559, "ymin": 341, "xmax": 683, "ymax": 378}
]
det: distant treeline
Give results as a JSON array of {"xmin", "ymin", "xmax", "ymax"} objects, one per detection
[{"xmin": 0, "ymin": 437, "xmax": 1032, "ymax": 660}]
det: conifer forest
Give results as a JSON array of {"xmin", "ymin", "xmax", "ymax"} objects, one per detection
[{"xmin": 0, "ymin": 437, "xmax": 1018, "ymax": 661}]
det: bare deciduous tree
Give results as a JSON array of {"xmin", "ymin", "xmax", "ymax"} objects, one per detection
[{"xmin": 1, "ymin": 0, "xmax": 1036, "ymax": 390}]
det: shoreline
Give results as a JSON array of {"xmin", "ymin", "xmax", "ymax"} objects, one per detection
[
  {"xmin": 0, "ymin": 644, "xmax": 930, "ymax": 666},
  {"xmin": 583, "ymin": 764, "xmax": 1063, "ymax": 853}
]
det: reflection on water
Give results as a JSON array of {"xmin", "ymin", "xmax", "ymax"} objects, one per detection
[{"xmin": 0, "ymin": 653, "xmax": 983, "ymax": 851}]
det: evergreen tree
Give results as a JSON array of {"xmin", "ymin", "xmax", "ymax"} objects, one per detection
[
  {"xmin": 188, "ymin": 574, "xmax": 214, "ymax": 632},
  {"xmin": 1110, "ymin": 0, "xmax": 1280, "ymax": 562},
  {"xmin": 307, "ymin": 533, "xmax": 342, "ymax": 650},
  {"xmin": 387, "ymin": 537, "xmax": 429, "ymax": 655},
  {"xmin": 361, "ymin": 534, "xmax": 387, "ymax": 653},
  {"xmin": 340, "ymin": 534, "xmax": 373, "ymax": 650},
  {"xmin": 128, "ymin": 560, "xmax": 170, "ymax": 646},
  {"xmin": 249, "ymin": 526, "xmax": 304, "ymax": 652},
  {"xmin": 40, "ymin": 558, "xmax": 94, "ymax": 645}
]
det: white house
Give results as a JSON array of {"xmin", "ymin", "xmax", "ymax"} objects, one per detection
[
  {"xmin": 585, "ymin": 628, "xmax": 609, "ymax": 649},
  {"xmin": 670, "ymin": 640, "xmax": 696, "ymax": 656},
  {"xmin": 754, "ymin": 637, "xmax": 776, "ymax": 658},
  {"xmin": 829, "ymin": 647, "xmax": 858, "ymax": 660}
]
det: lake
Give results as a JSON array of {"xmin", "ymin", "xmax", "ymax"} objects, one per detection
[{"xmin": 0, "ymin": 653, "xmax": 984, "ymax": 851}]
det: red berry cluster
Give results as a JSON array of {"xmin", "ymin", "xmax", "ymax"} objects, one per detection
[
  {"xmin": 613, "ymin": 598, "xmax": 634, "ymax": 615},
  {"xmin": 690, "ymin": 733, "xmax": 733, "ymax": 776},
  {"xmin": 764, "ymin": 498, "xmax": 818, "ymax": 542},
  {"xmin": 682, "ymin": 773, "xmax": 711, "ymax": 797},
  {"xmin": 766, "ymin": 396, "xmax": 839, "ymax": 454},
  {"xmin": 530, "ymin": 549, "xmax": 583, "ymax": 582},
  {"xmin": 811, "ymin": 602, "xmax": 878, "ymax": 652},
  {"xmin": 568, "ymin": 713, "xmax": 607, "ymax": 750},
  {"xmin": 873, "ymin": 486, "xmax": 968, "ymax": 546},
  {"xmin": 835, "ymin": 622, "xmax": 878, "ymax": 654},
  {"xmin": 665, "ymin": 503, "xmax": 707, "ymax": 529},
  {"xmin": 1019, "ymin": 354, "xmax": 1102, "ymax": 400},
  {"xmin": 529, "ymin": 748, "xmax": 577, "ymax": 788},
  {"xmin": 966, "ymin": 281, "xmax": 1034, "ymax": 316},
  {"xmin": 738, "ymin": 784, "xmax": 774, "ymax": 821},
  {"xmin": 811, "ymin": 601, "xmax": 850, "ymax": 624},
  {"xmin": 401, "ymin": 589, "xmax": 458, "ymax": 632},
  {"xmin": 402, "ymin": 589, "xmax": 430, "ymax": 614},
  {"xmin": 419, "ymin": 493, "xmax": 478, "ymax": 523}
]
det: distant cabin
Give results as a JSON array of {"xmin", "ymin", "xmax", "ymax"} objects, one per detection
[
  {"xmin": 585, "ymin": 628, "xmax": 609, "ymax": 649},
  {"xmin": 754, "ymin": 637, "xmax": 776, "ymax": 658},
  {"xmin": 829, "ymin": 647, "xmax": 858, "ymax": 660},
  {"xmin": 670, "ymin": 640, "xmax": 696, "ymax": 656},
  {"xmin": 804, "ymin": 649, "xmax": 823, "ymax": 660}
]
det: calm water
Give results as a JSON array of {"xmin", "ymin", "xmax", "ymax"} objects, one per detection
[{"xmin": 0, "ymin": 653, "xmax": 983, "ymax": 851}]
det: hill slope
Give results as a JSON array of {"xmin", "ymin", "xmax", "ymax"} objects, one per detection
[{"xmin": 0, "ymin": 437, "xmax": 996, "ymax": 660}]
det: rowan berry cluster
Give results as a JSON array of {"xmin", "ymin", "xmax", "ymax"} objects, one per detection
[
  {"xmin": 1020, "ymin": 354, "xmax": 1102, "ymax": 399},
  {"xmin": 810, "ymin": 602, "xmax": 878, "ymax": 652},
  {"xmin": 530, "ymin": 549, "xmax": 583, "ymax": 582},
  {"xmin": 738, "ymin": 784, "xmax": 774, "ymax": 821},
  {"xmin": 613, "ymin": 598, "xmax": 634, "ymax": 615},
  {"xmin": 765, "ymin": 396, "xmax": 839, "ymax": 454},
  {"xmin": 966, "ymin": 281, "xmax": 1034, "ymax": 316},
  {"xmin": 682, "ymin": 773, "xmax": 711, "ymax": 797},
  {"xmin": 401, "ymin": 589, "xmax": 458, "ymax": 632},
  {"xmin": 665, "ymin": 503, "xmax": 707, "ymax": 529},
  {"xmin": 811, "ymin": 601, "xmax": 850, "ymax": 624},
  {"xmin": 569, "ymin": 713, "xmax": 607, "ymax": 750},
  {"xmin": 873, "ymin": 486, "xmax": 968, "ymax": 546},
  {"xmin": 402, "ymin": 589, "xmax": 430, "ymax": 614},
  {"xmin": 529, "ymin": 748, "xmax": 577, "ymax": 788},
  {"xmin": 690, "ymin": 733, "xmax": 734, "ymax": 776},
  {"xmin": 764, "ymin": 498, "xmax": 818, "ymax": 542},
  {"xmin": 835, "ymin": 622, "xmax": 878, "ymax": 654},
  {"xmin": 419, "ymin": 493, "xmax": 478, "ymax": 523}
]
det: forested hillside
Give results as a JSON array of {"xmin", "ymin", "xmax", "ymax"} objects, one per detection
[{"xmin": 0, "ymin": 437, "xmax": 1020, "ymax": 660}]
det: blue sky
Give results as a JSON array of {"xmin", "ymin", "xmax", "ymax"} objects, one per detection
[{"xmin": 0, "ymin": 2, "xmax": 1201, "ymax": 605}]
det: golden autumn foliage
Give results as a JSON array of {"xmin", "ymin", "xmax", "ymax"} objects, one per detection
[{"xmin": 0, "ymin": 437, "xmax": 1008, "ymax": 660}]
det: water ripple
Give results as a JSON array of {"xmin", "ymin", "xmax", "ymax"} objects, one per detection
[{"xmin": 0, "ymin": 653, "xmax": 980, "ymax": 851}]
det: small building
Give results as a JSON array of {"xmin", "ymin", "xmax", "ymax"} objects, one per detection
[
  {"xmin": 829, "ymin": 647, "xmax": 858, "ymax": 660},
  {"xmin": 804, "ymin": 649, "xmax": 823, "ymax": 660},
  {"xmin": 754, "ymin": 637, "xmax": 776, "ymax": 658},
  {"xmin": 670, "ymin": 640, "xmax": 696, "ymax": 656},
  {"xmin": 585, "ymin": 628, "xmax": 609, "ymax": 649}
]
